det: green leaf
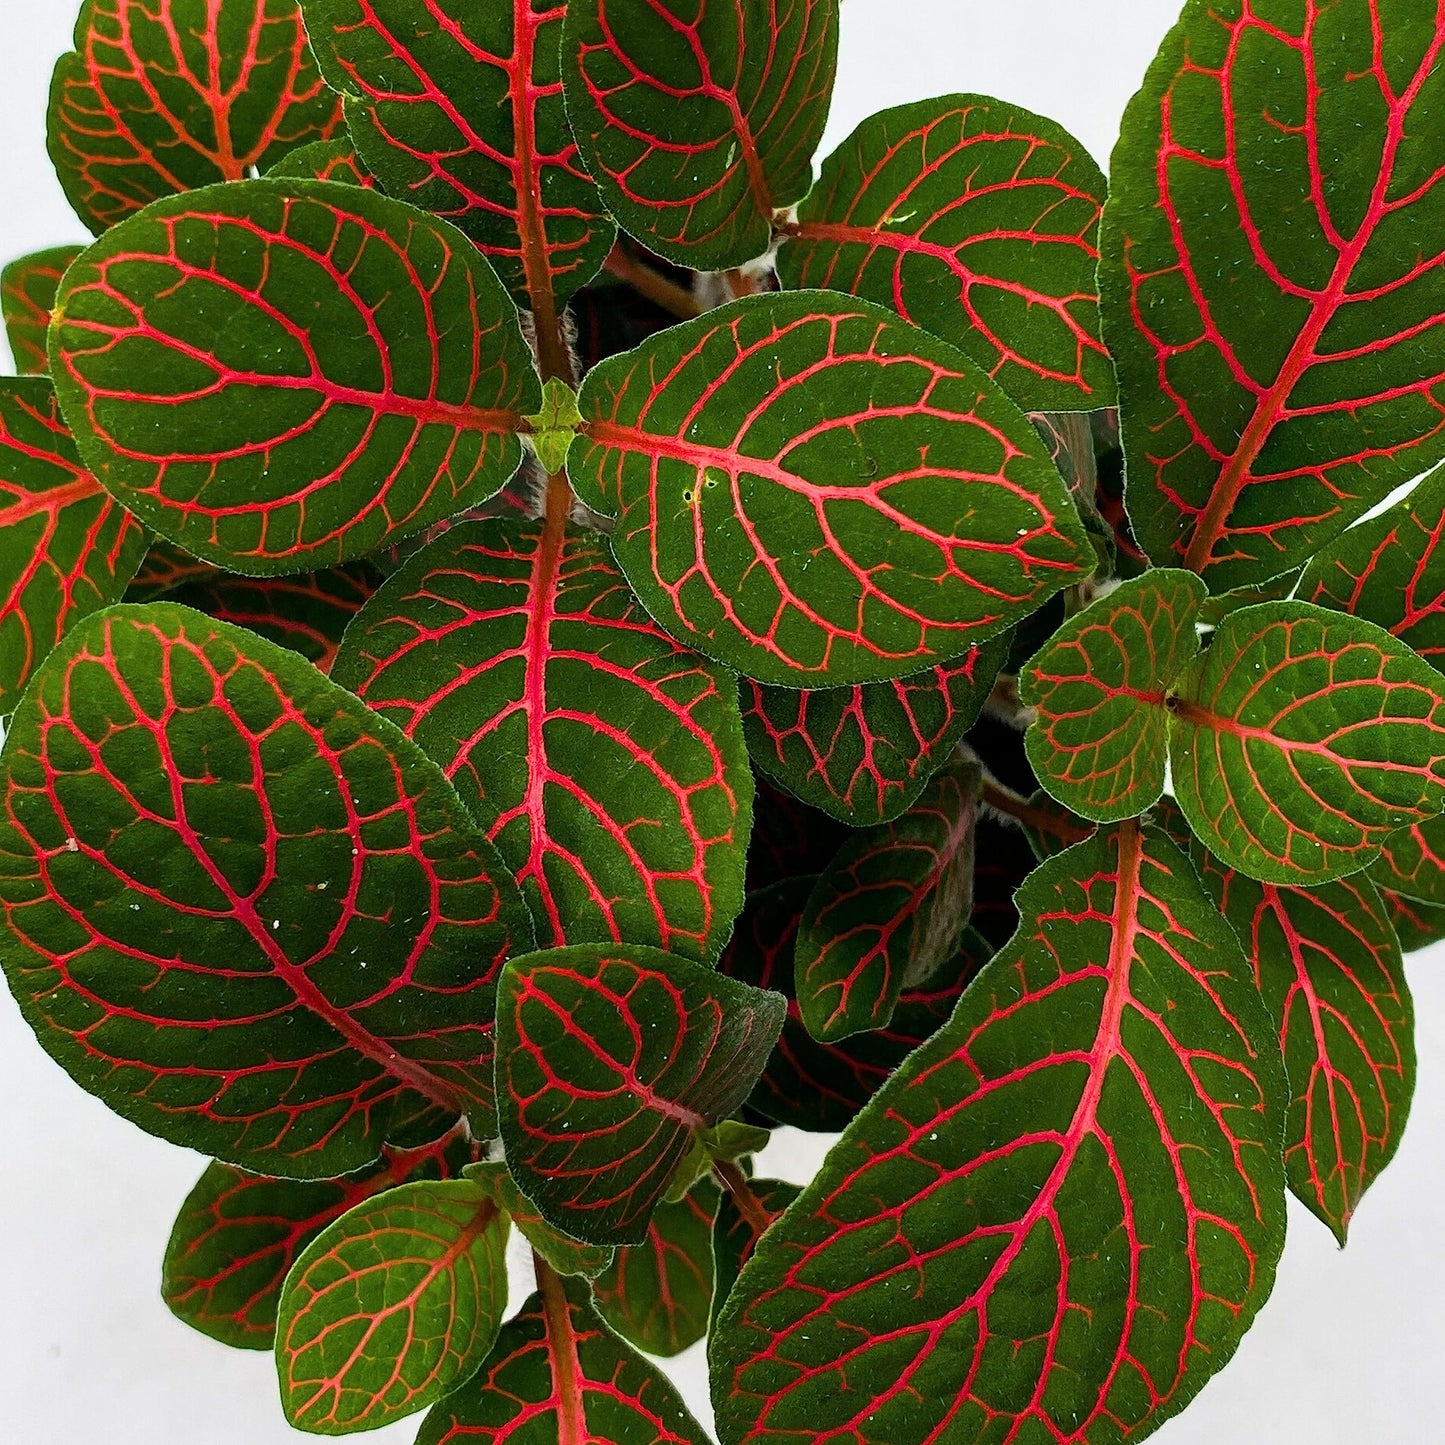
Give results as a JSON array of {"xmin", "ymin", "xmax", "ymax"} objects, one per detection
[
  {"xmin": 1169, "ymin": 602, "xmax": 1445, "ymax": 883},
  {"xmin": 0, "ymin": 603, "xmax": 533, "ymax": 1177},
  {"xmin": 561, "ymin": 0, "xmax": 839, "ymax": 270},
  {"xmin": 332, "ymin": 519, "xmax": 752, "ymax": 959},
  {"xmin": 50, "ymin": 178, "xmax": 542, "ymax": 576},
  {"xmin": 2, "ymin": 246, "xmax": 83, "ymax": 374},
  {"xmin": 741, "ymin": 636, "xmax": 1007, "ymax": 827},
  {"xmin": 569, "ymin": 292, "xmax": 1091, "ymax": 686},
  {"xmin": 1100, "ymin": 1, "xmax": 1445, "ymax": 590},
  {"xmin": 779, "ymin": 95, "xmax": 1114, "ymax": 411},
  {"xmin": 711, "ymin": 822, "xmax": 1286, "ymax": 1445},
  {"xmin": 464, "ymin": 1161, "xmax": 614, "ymax": 1281},
  {"xmin": 795, "ymin": 760, "xmax": 979, "ymax": 1042},
  {"xmin": 163, "ymin": 1129, "xmax": 472, "ymax": 1350},
  {"xmin": 269, "ymin": 137, "xmax": 375, "ymax": 188},
  {"xmin": 495, "ymin": 943, "xmax": 786, "ymax": 1245},
  {"xmin": 1021, "ymin": 568, "xmax": 1206, "ymax": 822},
  {"xmin": 416, "ymin": 1267, "xmax": 711, "ymax": 1445},
  {"xmin": 1383, "ymin": 887, "xmax": 1445, "ymax": 954},
  {"xmin": 1, "ymin": 378, "xmax": 147, "ymax": 717},
  {"xmin": 275, "ymin": 1179, "xmax": 509, "ymax": 1433},
  {"xmin": 708, "ymin": 1176, "xmax": 798, "ymax": 1338},
  {"xmin": 523, "ymin": 377, "xmax": 584, "ymax": 475},
  {"xmin": 592, "ymin": 1177, "xmax": 718, "ymax": 1357},
  {"xmin": 1368, "ymin": 813, "xmax": 1445, "ymax": 905},
  {"xmin": 48, "ymin": 0, "xmax": 345, "ymax": 235}
]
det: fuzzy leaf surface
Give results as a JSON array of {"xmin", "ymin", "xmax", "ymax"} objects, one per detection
[
  {"xmin": 50, "ymin": 179, "xmax": 541, "ymax": 575},
  {"xmin": 48, "ymin": 0, "xmax": 343, "ymax": 235},
  {"xmin": 570, "ymin": 292, "xmax": 1090, "ymax": 686},
  {"xmin": 561, "ymin": 0, "xmax": 838, "ymax": 270},
  {"xmin": 1169, "ymin": 602, "xmax": 1445, "ymax": 883},
  {"xmin": 496, "ymin": 944, "xmax": 785, "ymax": 1245},
  {"xmin": 0, "ymin": 604, "xmax": 533, "ymax": 1177},
  {"xmin": 276, "ymin": 1179, "xmax": 508, "ymax": 1433},
  {"xmin": 780, "ymin": 95, "xmax": 1112, "ymax": 411},
  {"xmin": 2, "ymin": 247, "xmax": 84, "ymax": 374},
  {"xmin": 1102, "ymin": 0, "xmax": 1445, "ymax": 589},
  {"xmin": 712, "ymin": 822, "xmax": 1286, "ymax": 1445},
  {"xmin": 1022, "ymin": 569, "xmax": 1205, "ymax": 822},
  {"xmin": 332, "ymin": 519, "xmax": 750, "ymax": 958}
]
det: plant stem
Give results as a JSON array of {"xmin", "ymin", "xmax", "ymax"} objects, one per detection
[
  {"xmin": 713, "ymin": 1158, "xmax": 774, "ymax": 1239},
  {"xmin": 980, "ymin": 775, "xmax": 1094, "ymax": 846},
  {"xmin": 604, "ymin": 242, "xmax": 704, "ymax": 319}
]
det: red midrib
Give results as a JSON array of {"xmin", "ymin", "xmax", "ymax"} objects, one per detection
[
  {"xmin": 0, "ymin": 476, "xmax": 100, "ymax": 524},
  {"xmin": 539, "ymin": 1261, "xmax": 588, "ymax": 1445}
]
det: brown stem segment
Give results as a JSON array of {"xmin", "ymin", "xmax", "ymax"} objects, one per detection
[
  {"xmin": 713, "ymin": 1158, "xmax": 774, "ymax": 1240},
  {"xmin": 981, "ymin": 776, "xmax": 1094, "ymax": 846},
  {"xmin": 604, "ymin": 243, "xmax": 704, "ymax": 320}
]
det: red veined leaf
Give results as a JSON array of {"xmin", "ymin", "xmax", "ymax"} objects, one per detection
[
  {"xmin": 794, "ymin": 760, "xmax": 979, "ymax": 1042},
  {"xmin": 332, "ymin": 518, "xmax": 751, "ymax": 959},
  {"xmin": 1180, "ymin": 824, "xmax": 1414, "ymax": 1243},
  {"xmin": 163, "ymin": 1128, "xmax": 473, "ymax": 1350},
  {"xmin": 1299, "ymin": 464, "xmax": 1445, "ymax": 669},
  {"xmin": 591, "ymin": 1176, "xmax": 718, "ymax": 1356},
  {"xmin": 0, "ymin": 604, "xmax": 534, "ymax": 1177},
  {"xmin": 416, "ymin": 1264, "xmax": 711, "ymax": 1445},
  {"xmin": 568, "ymin": 291, "xmax": 1092, "ymax": 686},
  {"xmin": 1101, "ymin": 0, "xmax": 1445, "ymax": 590},
  {"xmin": 1169, "ymin": 601, "xmax": 1445, "ymax": 883},
  {"xmin": 741, "ymin": 635, "xmax": 1008, "ymax": 828},
  {"xmin": 1382, "ymin": 887, "xmax": 1445, "ymax": 953},
  {"xmin": 47, "ymin": 0, "xmax": 344, "ymax": 235},
  {"xmin": 710, "ymin": 821, "xmax": 1286, "ymax": 1445},
  {"xmin": 709, "ymin": 1176, "xmax": 799, "ymax": 1338},
  {"xmin": 778, "ymin": 95, "xmax": 1113, "ymax": 411},
  {"xmin": 125, "ymin": 539, "xmax": 217, "ymax": 601},
  {"xmin": 2, "ymin": 246, "xmax": 84, "ymax": 374},
  {"xmin": 744, "ymin": 781, "xmax": 850, "ymax": 894},
  {"xmin": 1368, "ymin": 813, "xmax": 1445, "ymax": 904},
  {"xmin": 464, "ymin": 1161, "xmax": 614, "ymax": 1280},
  {"xmin": 561, "ymin": 0, "xmax": 838, "ymax": 271},
  {"xmin": 275, "ymin": 1179, "xmax": 509, "ymax": 1433},
  {"xmin": 967, "ymin": 811, "xmax": 1038, "ymax": 947},
  {"xmin": 269, "ymin": 136, "xmax": 375, "ymax": 187},
  {"xmin": 719, "ymin": 878, "xmax": 993, "ymax": 1133},
  {"xmin": 0, "ymin": 378, "xmax": 147, "ymax": 716},
  {"xmin": 1021, "ymin": 568, "xmax": 1206, "ymax": 823},
  {"xmin": 300, "ymin": 1, "xmax": 615, "ymax": 331},
  {"xmin": 50, "ymin": 178, "xmax": 542, "ymax": 575},
  {"xmin": 495, "ymin": 943, "xmax": 786, "ymax": 1245}
]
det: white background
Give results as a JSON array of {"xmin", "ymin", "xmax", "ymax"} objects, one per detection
[{"xmin": 2, "ymin": 1, "xmax": 1443, "ymax": 1441}]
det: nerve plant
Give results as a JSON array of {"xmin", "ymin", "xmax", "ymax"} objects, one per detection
[{"xmin": 1, "ymin": 0, "xmax": 1442, "ymax": 1439}]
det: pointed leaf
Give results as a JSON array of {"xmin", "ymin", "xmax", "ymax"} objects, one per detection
[
  {"xmin": 1021, "ymin": 568, "xmax": 1206, "ymax": 822},
  {"xmin": 496, "ymin": 943, "xmax": 786, "ymax": 1244},
  {"xmin": 464, "ymin": 1161, "xmax": 614, "ymax": 1281},
  {"xmin": 276, "ymin": 1179, "xmax": 509, "ymax": 1433},
  {"xmin": 417, "ymin": 1270, "xmax": 711, "ymax": 1445},
  {"xmin": 570, "ymin": 292, "xmax": 1091, "ymax": 685},
  {"xmin": 1169, "ymin": 601, "xmax": 1445, "ymax": 883},
  {"xmin": 561, "ymin": 0, "xmax": 838, "ymax": 270},
  {"xmin": 779, "ymin": 95, "xmax": 1113, "ymax": 411},
  {"xmin": 795, "ymin": 762, "xmax": 979, "ymax": 1042},
  {"xmin": 1, "ymin": 378, "xmax": 147, "ymax": 716},
  {"xmin": 709, "ymin": 1176, "xmax": 799, "ymax": 1338},
  {"xmin": 742, "ymin": 637, "xmax": 1007, "ymax": 827},
  {"xmin": 270, "ymin": 138, "xmax": 375, "ymax": 187},
  {"xmin": 591, "ymin": 1177, "xmax": 718, "ymax": 1357},
  {"xmin": 711, "ymin": 822, "xmax": 1286, "ymax": 1445},
  {"xmin": 0, "ymin": 603, "xmax": 534, "ymax": 1177},
  {"xmin": 163, "ymin": 1130, "xmax": 472, "ymax": 1350},
  {"xmin": 50, "ymin": 178, "xmax": 542, "ymax": 576},
  {"xmin": 1101, "ymin": 0, "xmax": 1445, "ymax": 589},
  {"xmin": 48, "ymin": 0, "xmax": 344, "ymax": 235},
  {"xmin": 332, "ymin": 518, "xmax": 751, "ymax": 958},
  {"xmin": 300, "ymin": 0, "xmax": 615, "ymax": 321},
  {"xmin": 3, "ymin": 246, "xmax": 84, "ymax": 375}
]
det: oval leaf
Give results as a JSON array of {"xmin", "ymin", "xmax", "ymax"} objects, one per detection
[
  {"xmin": 51, "ymin": 178, "xmax": 542, "ymax": 575},
  {"xmin": 301, "ymin": 0, "xmax": 614, "ymax": 320},
  {"xmin": 1, "ymin": 378, "xmax": 147, "ymax": 716},
  {"xmin": 48, "ymin": 0, "xmax": 344, "ymax": 235},
  {"xmin": 569, "ymin": 292, "xmax": 1091, "ymax": 686},
  {"xmin": 464, "ymin": 1161, "xmax": 614, "ymax": 1281},
  {"xmin": 711, "ymin": 822, "xmax": 1286, "ymax": 1445},
  {"xmin": 1369, "ymin": 812, "xmax": 1445, "ymax": 905},
  {"xmin": 270, "ymin": 137, "xmax": 375, "ymax": 187},
  {"xmin": 332, "ymin": 518, "xmax": 751, "ymax": 959},
  {"xmin": 562, "ymin": 0, "xmax": 838, "ymax": 270},
  {"xmin": 0, "ymin": 603, "xmax": 534, "ymax": 1177},
  {"xmin": 2, "ymin": 246, "xmax": 84, "ymax": 374},
  {"xmin": 1169, "ymin": 601, "xmax": 1445, "ymax": 883},
  {"xmin": 496, "ymin": 943, "xmax": 786, "ymax": 1245},
  {"xmin": 1021, "ymin": 568, "xmax": 1205, "ymax": 822},
  {"xmin": 276, "ymin": 1179, "xmax": 508, "ymax": 1433},
  {"xmin": 1101, "ymin": 1, "xmax": 1445, "ymax": 589},
  {"xmin": 780, "ymin": 95, "xmax": 1113, "ymax": 411}
]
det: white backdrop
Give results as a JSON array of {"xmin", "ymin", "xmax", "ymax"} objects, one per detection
[{"xmin": 1, "ymin": 2, "xmax": 1442, "ymax": 1442}]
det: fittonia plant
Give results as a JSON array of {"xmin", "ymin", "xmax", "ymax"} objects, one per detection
[{"xmin": 1, "ymin": 0, "xmax": 1443, "ymax": 1440}]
